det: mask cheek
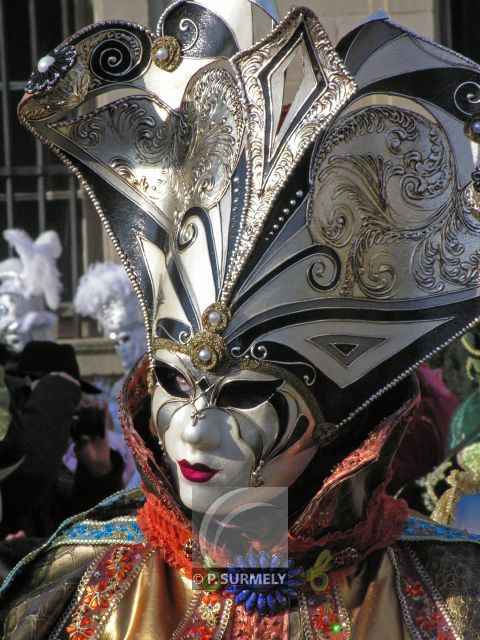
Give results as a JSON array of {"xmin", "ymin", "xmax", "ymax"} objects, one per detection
[
  {"xmin": 261, "ymin": 446, "xmax": 318, "ymax": 487},
  {"xmin": 151, "ymin": 386, "xmax": 184, "ymax": 440},
  {"xmin": 229, "ymin": 403, "xmax": 279, "ymax": 463}
]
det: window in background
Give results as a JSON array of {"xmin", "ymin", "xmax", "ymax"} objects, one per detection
[
  {"xmin": 0, "ymin": 0, "xmax": 98, "ymax": 338},
  {"xmin": 436, "ymin": 0, "xmax": 480, "ymax": 64}
]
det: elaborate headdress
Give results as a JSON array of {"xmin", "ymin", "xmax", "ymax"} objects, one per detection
[
  {"xmin": 74, "ymin": 262, "xmax": 147, "ymax": 370},
  {"xmin": 19, "ymin": 4, "xmax": 480, "ymax": 429},
  {"xmin": 0, "ymin": 229, "xmax": 62, "ymax": 351}
]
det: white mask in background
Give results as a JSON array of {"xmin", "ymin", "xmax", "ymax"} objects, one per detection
[
  {"xmin": 75, "ymin": 263, "xmax": 147, "ymax": 372},
  {"xmin": 0, "ymin": 229, "xmax": 62, "ymax": 352}
]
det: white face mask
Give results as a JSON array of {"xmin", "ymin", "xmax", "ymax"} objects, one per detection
[
  {"xmin": 0, "ymin": 292, "xmax": 30, "ymax": 352},
  {"xmin": 108, "ymin": 324, "xmax": 146, "ymax": 371},
  {"xmin": 152, "ymin": 349, "xmax": 319, "ymax": 514}
]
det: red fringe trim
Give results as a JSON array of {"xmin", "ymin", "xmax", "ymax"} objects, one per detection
[
  {"xmin": 136, "ymin": 485, "xmax": 193, "ymax": 576},
  {"xmin": 136, "ymin": 477, "xmax": 408, "ymax": 581}
]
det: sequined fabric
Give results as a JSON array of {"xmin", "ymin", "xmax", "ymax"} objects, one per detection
[
  {"xmin": 414, "ymin": 541, "xmax": 480, "ymax": 639},
  {"xmin": 0, "ymin": 544, "xmax": 105, "ymax": 640}
]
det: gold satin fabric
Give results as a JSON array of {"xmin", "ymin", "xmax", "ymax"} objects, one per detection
[
  {"xmin": 98, "ymin": 548, "xmax": 413, "ymax": 639},
  {"xmin": 0, "ymin": 543, "xmax": 106, "ymax": 640},
  {"xmin": 343, "ymin": 549, "xmax": 410, "ymax": 640},
  {"xmin": 101, "ymin": 549, "xmax": 193, "ymax": 640}
]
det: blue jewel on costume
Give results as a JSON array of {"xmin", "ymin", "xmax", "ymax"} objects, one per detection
[
  {"xmin": 61, "ymin": 519, "xmax": 143, "ymax": 544},
  {"xmin": 25, "ymin": 45, "xmax": 77, "ymax": 94},
  {"xmin": 225, "ymin": 551, "xmax": 304, "ymax": 614}
]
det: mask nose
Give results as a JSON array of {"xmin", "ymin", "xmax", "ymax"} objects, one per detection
[{"xmin": 180, "ymin": 405, "xmax": 222, "ymax": 449}]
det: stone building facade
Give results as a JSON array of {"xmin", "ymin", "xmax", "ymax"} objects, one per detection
[{"xmin": 94, "ymin": 0, "xmax": 434, "ymax": 40}]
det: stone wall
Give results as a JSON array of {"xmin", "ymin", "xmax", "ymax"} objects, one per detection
[
  {"xmin": 277, "ymin": 0, "xmax": 434, "ymax": 43},
  {"xmin": 93, "ymin": 1, "xmax": 435, "ymax": 41}
]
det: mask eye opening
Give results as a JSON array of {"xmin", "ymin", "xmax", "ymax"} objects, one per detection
[
  {"xmin": 216, "ymin": 378, "xmax": 284, "ymax": 410},
  {"xmin": 154, "ymin": 361, "xmax": 193, "ymax": 399}
]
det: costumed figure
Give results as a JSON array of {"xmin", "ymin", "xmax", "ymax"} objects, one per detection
[
  {"xmin": 74, "ymin": 262, "xmax": 147, "ymax": 417},
  {"xmin": 2, "ymin": 2, "xmax": 480, "ymax": 638},
  {"xmin": 408, "ymin": 332, "xmax": 480, "ymax": 534},
  {"xmin": 0, "ymin": 229, "xmax": 62, "ymax": 353},
  {"xmin": 74, "ymin": 262, "xmax": 147, "ymax": 483},
  {"xmin": 74, "ymin": 262, "xmax": 147, "ymax": 377}
]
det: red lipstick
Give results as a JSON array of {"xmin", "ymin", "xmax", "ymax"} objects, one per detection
[{"xmin": 178, "ymin": 459, "xmax": 219, "ymax": 483}]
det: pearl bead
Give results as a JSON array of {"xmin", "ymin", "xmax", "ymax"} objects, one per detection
[
  {"xmin": 296, "ymin": 190, "xmax": 304, "ymax": 198},
  {"xmin": 290, "ymin": 199, "xmax": 296, "ymax": 206},
  {"xmin": 198, "ymin": 347, "xmax": 212, "ymax": 362},
  {"xmin": 207, "ymin": 310, "xmax": 222, "ymax": 325},
  {"xmin": 155, "ymin": 47, "xmax": 169, "ymax": 62},
  {"xmin": 472, "ymin": 119, "xmax": 480, "ymax": 135},
  {"xmin": 283, "ymin": 208, "xmax": 289, "ymax": 214},
  {"xmin": 37, "ymin": 55, "xmax": 55, "ymax": 73}
]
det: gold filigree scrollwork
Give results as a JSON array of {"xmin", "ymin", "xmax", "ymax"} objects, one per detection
[
  {"xmin": 221, "ymin": 8, "xmax": 356, "ymax": 301},
  {"xmin": 152, "ymin": 35, "xmax": 182, "ymax": 72},
  {"xmin": 154, "ymin": 303, "xmax": 231, "ymax": 372},
  {"xmin": 50, "ymin": 67, "xmax": 244, "ymax": 229},
  {"xmin": 311, "ymin": 104, "xmax": 480, "ymax": 300}
]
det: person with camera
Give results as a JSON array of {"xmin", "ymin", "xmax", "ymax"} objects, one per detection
[{"xmin": 0, "ymin": 341, "xmax": 125, "ymax": 542}]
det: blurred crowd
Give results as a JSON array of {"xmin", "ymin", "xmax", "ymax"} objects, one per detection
[
  {"xmin": 0, "ymin": 339, "xmax": 140, "ymax": 579},
  {"xmin": 0, "ymin": 229, "xmax": 146, "ymax": 580}
]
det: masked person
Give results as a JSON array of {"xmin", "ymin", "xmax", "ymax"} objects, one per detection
[
  {"xmin": 74, "ymin": 262, "xmax": 147, "ymax": 377},
  {"xmin": 0, "ymin": 229, "xmax": 62, "ymax": 355},
  {"xmin": 1, "ymin": 2, "xmax": 480, "ymax": 638},
  {"xmin": 74, "ymin": 262, "xmax": 147, "ymax": 419},
  {"xmin": 74, "ymin": 262, "xmax": 147, "ymax": 485}
]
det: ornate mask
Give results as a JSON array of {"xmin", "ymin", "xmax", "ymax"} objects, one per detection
[
  {"xmin": 0, "ymin": 230, "xmax": 62, "ymax": 352},
  {"xmin": 152, "ymin": 348, "xmax": 320, "ymax": 512},
  {"xmin": 75, "ymin": 262, "xmax": 148, "ymax": 371},
  {"xmin": 19, "ymin": 3, "xmax": 480, "ymax": 506},
  {"xmin": 0, "ymin": 292, "xmax": 31, "ymax": 352}
]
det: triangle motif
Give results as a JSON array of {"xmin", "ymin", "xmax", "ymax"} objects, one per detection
[{"xmin": 308, "ymin": 334, "xmax": 388, "ymax": 367}]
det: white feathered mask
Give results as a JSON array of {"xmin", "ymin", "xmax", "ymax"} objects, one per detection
[
  {"xmin": 75, "ymin": 263, "xmax": 147, "ymax": 371},
  {"xmin": 0, "ymin": 229, "xmax": 62, "ymax": 309}
]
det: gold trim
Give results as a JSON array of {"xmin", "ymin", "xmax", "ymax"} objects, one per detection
[
  {"xmin": 202, "ymin": 302, "xmax": 231, "ymax": 333},
  {"xmin": 154, "ymin": 303, "xmax": 233, "ymax": 372},
  {"xmin": 151, "ymin": 35, "xmax": 182, "ymax": 72}
]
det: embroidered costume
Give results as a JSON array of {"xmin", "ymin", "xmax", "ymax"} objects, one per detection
[{"xmin": 1, "ymin": 1, "xmax": 480, "ymax": 638}]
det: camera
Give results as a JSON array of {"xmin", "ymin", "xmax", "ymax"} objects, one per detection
[{"xmin": 71, "ymin": 407, "xmax": 105, "ymax": 441}]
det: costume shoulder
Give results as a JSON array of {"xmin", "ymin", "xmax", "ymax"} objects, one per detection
[
  {"xmin": 400, "ymin": 514, "xmax": 480, "ymax": 637},
  {"xmin": 0, "ymin": 488, "xmax": 146, "ymax": 640}
]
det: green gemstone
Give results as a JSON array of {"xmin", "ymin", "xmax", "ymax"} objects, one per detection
[{"xmin": 332, "ymin": 622, "xmax": 342, "ymax": 632}]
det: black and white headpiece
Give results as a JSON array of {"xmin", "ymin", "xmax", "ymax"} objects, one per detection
[{"xmin": 19, "ymin": 4, "xmax": 480, "ymax": 425}]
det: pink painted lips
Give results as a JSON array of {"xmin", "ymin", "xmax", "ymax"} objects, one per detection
[{"xmin": 178, "ymin": 459, "xmax": 219, "ymax": 483}]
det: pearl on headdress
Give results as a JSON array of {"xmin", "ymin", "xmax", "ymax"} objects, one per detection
[
  {"xmin": 207, "ymin": 310, "xmax": 222, "ymax": 326},
  {"xmin": 198, "ymin": 347, "xmax": 212, "ymax": 363},
  {"xmin": 37, "ymin": 55, "xmax": 55, "ymax": 73},
  {"xmin": 471, "ymin": 119, "xmax": 480, "ymax": 136},
  {"xmin": 155, "ymin": 47, "xmax": 169, "ymax": 62}
]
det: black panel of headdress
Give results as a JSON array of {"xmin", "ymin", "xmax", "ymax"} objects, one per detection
[{"xmin": 161, "ymin": 1, "xmax": 239, "ymax": 58}]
